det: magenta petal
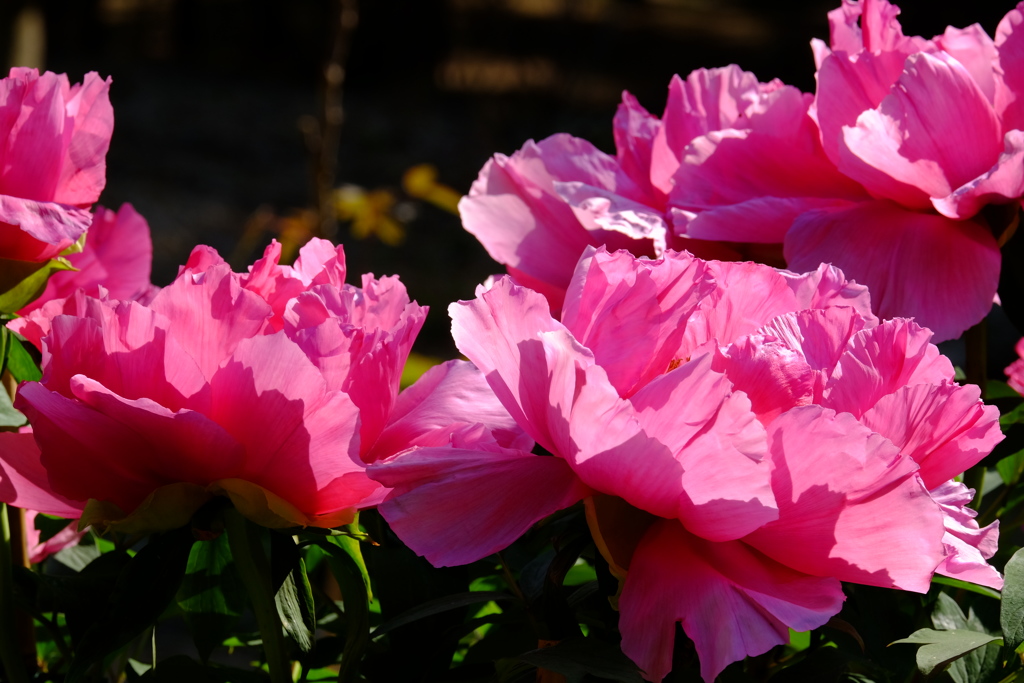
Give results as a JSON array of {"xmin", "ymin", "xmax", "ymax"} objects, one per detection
[
  {"xmin": 54, "ymin": 72, "xmax": 114, "ymax": 206},
  {"xmin": 996, "ymin": 4, "xmax": 1024, "ymax": 130},
  {"xmin": 860, "ymin": 382, "xmax": 1002, "ymax": 489},
  {"xmin": 613, "ymin": 91, "xmax": 665, "ymax": 201},
  {"xmin": 27, "ymin": 513, "xmax": 86, "ymax": 563},
  {"xmin": 0, "ymin": 195, "xmax": 92, "ymax": 261},
  {"xmin": 931, "ymin": 481, "xmax": 1002, "ymax": 590},
  {"xmin": 933, "ymin": 130, "xmax": 1024, "ymax": 219},
  {"xmin": 450, "ymin": 277, "xmax": 589, "ymax": 457},
  {"xmin": 15, "ymin": 382, "xmax": 168, "ymax": 512},
  {"xmin": 619, "ymin": 519, "xmax": 843, "ymax": 683},
  {"xmin": 715, "ymin": 335, "xmax": 815, "ymax": 423},
  {"xmin": 570, "ymin": 355, "xmax": 776, "ymax": 541},
  {"xmin": 68, "ymin": 375, "xmax": 246, "ymax": 484},
  {"xmin": 560, "ymin": 247, "xmax": 713, "ymax": 397},
  {"xmin": 935, "ymin": 24, "xmax": 998, "ymax": 104},
  {"xmin": 151, "ymin": 263, "xmax": 271, "ymax": 380},
  {"xmin": 825, "ymin": 318, "xmax": 955, "ymax": 417},
  {"xmin": 0, "ymin": 431, "xmax": 84, "ymax": 517},
  {"xmin": 746, "ymin": 407, "xmax": 946, "ymax": 592},
  {"xmin": 785, "ymin": 201, "xmax": 1000, "ymax": 342},
  {"xmin": 368, "ymin": 360, "xmax": 529, "ymax": 461},
  {"xmin": 839, "ymin": 53, "xmax": 1002, "ymax": 204},
  {"xmin": 372, "ymin": 446, "xmax": 590, "ymax": 566},
  {"xmin": 207, "ymin": 333, "xmax": 363, "ymax": 511}
]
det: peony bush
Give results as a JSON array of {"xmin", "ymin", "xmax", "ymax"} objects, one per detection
[{"xmin": 2, "ymin": 1, "xmax": 1024, "ymax": 682}]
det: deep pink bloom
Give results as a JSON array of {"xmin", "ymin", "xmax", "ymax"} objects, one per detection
[
  {"xmin": 370, "ymin": 247, "xmax": 1002, "ymax": 682},
  {"xmin": 1007, "ymin": 337, "xmax": 1024, "ymax": 393},
  {"xmin": 18, "ymin": 203, "xmax": 157, "ymax": 316},
  {"xmin": 0, "ymin": 68, "xmax": 113, "ymax": 262},
  {"xmin": 1, "ymin": 238, "xmax": 517, "ymax": 533},
  {"xmin": 671, "ymin": 0, "xmax": 1024, "ymax": 341}
]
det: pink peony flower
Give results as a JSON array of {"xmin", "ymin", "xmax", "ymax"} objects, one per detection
[
  {"xmin": 1, "ymin": 238, "xmax": 520, "ymax": 533},
  {"xmin": 369, "ymin": 247, "xmax": 1002, "ymax": 682},
  {"xmin": 671, "ymin": 0, "xmax": 1024, "ymax": 341},
  {"xmin": 1007, "ymin": 337, "xmax": 1024, "ymax": 393},
  {"xmin": 17, "ymin": 203, "xmax": 157, "ymax": 316},
  {"xmin": 0, "ymin": 68, "xmax": 113, "ymax": 263}
]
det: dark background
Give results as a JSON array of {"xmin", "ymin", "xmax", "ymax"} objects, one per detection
[{"xmin": 0, "ymin": 0, "xmax": 1015, "ymax": 355}]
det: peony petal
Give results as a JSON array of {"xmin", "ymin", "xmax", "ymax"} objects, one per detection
[
  {"xmin": 745, "ymin": 406, "xmax": 946, "ymax": 592},
  {"xmin": 613, "ymin": 91, "xmax": 665, "ymax": 202},
  {"xmin": 560, "ymin": 247, "xmax": 712, "ymax": 397},
  {"xmin": 0, "ymin": 431, "xmax": 84, "ymax": 517},
  {"xmin": 933, "ymin": 130, "xmax": 1024, "ymax": 219},
  {"xmin": 367, "ymin": 360, "xmax": 530, "ymax": 461},
  {"xmin": 450, "ymin": 277, "xmax": 589, "ymax": 458},
  {"xmin": 860, "ymin": 382, "xmax": 1002, "ymax": 489},
  {"xmin": 150, "ymin": 262, "xmax": 271, "ymax": 380},
  {"xmin": 785, "ymin": 200, "xmax": 1000, "ymax": 342},
  {"xmin": 569, "ymin": 354, "xmax": 776, "ymax": 541},
  {"xmin": 839, "ymin": 53, "xmax": 1002, "ymax": 205},
  {"xmin": 0, "ymin": 195, "xmax": 92, "ymax": 261},
  {"xmin": 372, "ymin": 446, "xmax": 591, "ymax": 566},
  {"xmin": 930, "ymin": 480, "xmax": 1003, "ymax": 590},
  {"xmin": 996, "ymin": 3, "xmax": 1024, "ymax": 130},
  {"xmin": 619, "ymin": 519, "xmax": 843, "ymax": 683}
]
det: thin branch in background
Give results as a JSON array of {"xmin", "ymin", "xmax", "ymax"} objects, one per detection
[{"xmin": 302, "ymin": 0, "xmax": 360, "ymax": 241}]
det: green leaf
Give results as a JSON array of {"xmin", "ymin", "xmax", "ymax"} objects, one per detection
[
  {"xmin": 315, "ymin": 539, "xmax": 372, "ymax": 683},
  {"xmin": 930, "ymin": 592, "xmax": 1003, "ymax": 683},
  {"xmin": 0, "ymin": 380, "xmax": 25, "ymax": 427},
  {"xmin": 931, "ymin": 575, "xmax": 1002, "ymax": 600},
  {"xmin": 998, "ymin": 449, "xmax": 1024, "ymax": 486},
  {"xmin": 3, "ymin": 330, "xmax": 40, "ymax": 382},
  {"xmin": 136, "ymin": 654, "xmax": 270, "ymax": 682},
  {"xmin": 0, "ymin": 257, "xmax": 75, "ymax": 314},
  {"xmin": 890, "ymin": 628, "xmax": 1002, "ymax": 677},
  {"xmin": 1003, "ymin": 548, "xmax": 1024, "ymax": 651},
  {"xmin": 518, "ymin": 637, "xmax": 644, "ymax": 683},
  {"xmin": 370, "ymin": 591, "xmax": 513, "ymax": 639},
  {"xmin": 66, "ymin": 526, "xmax": 195, "ymax": 682},
  {"xmin": 177, "ymin": 533, "xmax": 245, "ymax": 662},
  {"xmin": 326, "ymin": 526, "xmax": 372, "ymax": 600},
  {"xmin": 987, "ymin": 380, "xmax": 1021, "ymax": 399},
  {"xmin": 275, "ymin": 556, "xmax": 316, "ymax": 653}
]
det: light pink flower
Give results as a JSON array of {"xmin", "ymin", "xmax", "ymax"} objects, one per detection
[
  {"xmin": 17, "ymin": 203, "xmax": 157, "ymax": 316},
  {"xmin": 369, "ymin": 247, "xmax": 1001, "ymax": 682},
  {"xmin": 1, "ymin": 238, "xmax": 518, "ymax": 533},
  {"xmin": 0, "ymin": 68, "xmax": 113, "ymax": 263},
  {"xmin": 672, "ymin": 0, "xmax": 1023, "ymax": 341}
]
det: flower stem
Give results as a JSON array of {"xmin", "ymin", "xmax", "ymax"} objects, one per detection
[
  {"xmin": 224, "ymin": 508, "xmax": 292, "ymax": 683},
  {"xmin": 0, "ymin": 504, "xmax": 29, "ymax": 683}
]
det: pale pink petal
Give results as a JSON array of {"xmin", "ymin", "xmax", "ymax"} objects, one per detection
[
  {"xmin": 931, "ymin": 480, "xmax": 1003, "ymax": 590},
  {"xmin": 860, "ymin": 382, "xmax": 1002, "ymax": 489},
  {"xmin": 0, "ymin": 431, "xmax": 84, "ymax": 517},
  {"xmin": 839, "ymin": 53, "xmax": 1002, "ymax": 205},
  {"xmin": 569, "ymin": 355, "xmax": 776, "ymax": 541},
  {"xmin": 995, "ymin": 3, "xmax": 1024, "ymax": 130},
  {"xmin": 933, "ymin": 130, "xmax": 1024, "ymax": 219},
  {"xmin": 0, "ymin": 195, "xmax": 92, "ymax": 261},
  {"xmin": 554, "ymin": 182, "xmax": 668, "ymax": 253},
  {"xmin": 151, "ymin": 262, "xmax": 271, "ymax": 380},
  {"xmin": 825, "ymin": 318, "xmax": 955, "ymax": 417},
  {"xmin": 745, "ymin": 406, "xmax": 946, "ymax": 593},
  {"xmin": 450, "ymin": 277, "xmax": 589, "ymax": 457},
  {"xmin": 784, "ymin": 201, "xmax": 1000, "ymax": 342},
  {"xmin": 367, "ymin": 360, "xmax": 530, "ymax": 461},
  {"xmin": 619, "ymin": 519, "xmax": 843, "ymax": 683},
  {"xmin": 560, "ymin": 247, "xmax": 713, "ymax": 397},
  {"xmin": 372, "ymin": 445, "xmax": 590, "ymax": 566}
]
